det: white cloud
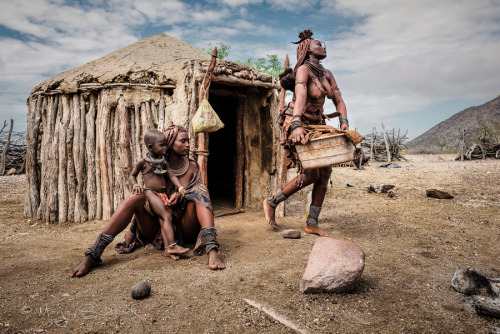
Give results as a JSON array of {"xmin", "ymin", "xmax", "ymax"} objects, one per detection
[
  {"xmin": 217, "ymin": 0, "xmax": 263, "ymax": 7},
  {"xmin": 314, "ymin": 0, "xmax": 500, "ymax": 135},
  {"xmin": 266, "ymin": 0, "xmax": 319, "ymax": 11}
]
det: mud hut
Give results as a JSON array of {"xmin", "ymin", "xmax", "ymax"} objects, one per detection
[{"xmin": 25, "ymin": 34, "xmax": 282, "ymax": 223}]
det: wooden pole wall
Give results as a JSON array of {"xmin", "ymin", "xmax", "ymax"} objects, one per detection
[{"xmin": 24, "ymin": 88, "xmax": 170, "ymax": 223}]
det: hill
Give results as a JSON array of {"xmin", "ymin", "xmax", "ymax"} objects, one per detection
[{"xmin": 407, "ymin": 96, "xmax": 500, "ymax": 152}]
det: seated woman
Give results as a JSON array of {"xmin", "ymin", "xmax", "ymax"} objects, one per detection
[{"xmin": 69, "ymin": 125, "xmax": 225, "ymax": 277}]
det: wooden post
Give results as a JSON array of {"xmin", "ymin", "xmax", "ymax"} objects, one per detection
[
  {"xmin": 235, "ymin": 98, "xmax": 244, "ymax": 209},
  {"xmin": 370, "ymin": 127, "xmax": 375, "ymax": 162},
  {"xmin": 460, "ymin": 128, "xmax": 466, "ymax": 162},
  {"xmin": 276, "ymin": 55, "xmax": 290, "ymax": 218},
  {"xmin": 0, "ymin": 119, "xmax": 14, "ymax": 175},
  {"xmin": 98, "ymin": 91, "xmax": 112, "ymax": 220},
  {"xmin": 381, "ymin": 122, "xmax": 391, "ymax": 163},
  {"xmin": 117, "ymin": 94, "xmax": 133, "ymax": 199},
  {"xmin": 86, "ymin": 94, "xmax": 97, "ymax": 220},
  {"xmin": 197, "ymin": 48, "xmax": 217, "ymax": 185}
]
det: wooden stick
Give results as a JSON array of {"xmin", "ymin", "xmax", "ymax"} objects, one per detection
[
  {"xmin": 134, "ymin": 101, "xmax": 143, "ymax": 187},
  {"xmin": 370, "ymin": 127, "xmax": 375, "ymax": 161},
  {"xmin": 99, "ymin": 90, "xmax": 111, "ymax": 220},
  {"xmin": 243, "ymin": 299, "xmax": 310, "ymax": 334},
  {"xmin": 145, "ymin": 100, "xmax": 154, "ymax": 131},
  {"xmin": 0, "ymin": 119, "xmax": 13, "ymax": 175},
  {"xmin": 46, "ymin": 96, "xmax": 60, "ymax": 222},
  {"xmin": 235, "ymin": 98, "xmax": 244, "ymax": 209},
  {"xmin": 24, "ymin": 96, "xmax": 41, "ymax": 218},
  {"xmin": 195, "ymin": 73, "xmax": 280, "ymax": 89},
  {"xmin": 95, "ymin": 93, "xmax": 103, "ymax": 220},
  {"xmin": 58, "ymin": 95, "xmax": 71, "ymax": 222},
  {"xmin": 73, "ymin": 94, "xmax": 87, "ymax": 222},
  {"xmin": 112, "ymin": 105, "xmax": 120, "ymax": 210},
  {"xmin": 37, "ymin": 97, "xmax": 50, "ymax": 219},
  {"xmin": 117, "ymin": 94, "xmax": 132, "ymax": 200},
  {"xmin": 150, "ymin": 100, "xmax": 158, "ymax": 127},
  {"xmin": 86, "ymin": 94, "xmax": 97, "ymax": 220},
  {"xmin": 66, "ymin": 96, "xmax": 76, "ymax": 222},
  {"xmin": 381, "ymin": 123, "xmax": 391, "ymax": 163},
  {"xmin": 276, "ymin": 55, "xmax": 290, "ymax": 218},
  {"xmin": 189, "ymin": 61, "xmax": 200, "ymax": 160},
  {"xmin": 134, "ymin": 101, "xmax": 142, "ymax": 161},
  {"xmin": 158, "ymin": 90, "xmax": 165, "ymax": 131}
]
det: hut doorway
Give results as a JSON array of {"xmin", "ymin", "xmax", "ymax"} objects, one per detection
[{"xmin": 207, "ymin": 94, "xmax": 240, "ymax": 212}]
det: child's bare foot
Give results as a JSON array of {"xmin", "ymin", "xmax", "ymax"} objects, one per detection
[
  {"xmin": 166, "ymin": 243, "xmax": 190, "ymax": 255},
  {"xmin": 304, "ymin": 225, "xmax": 330, "ymax": 237},
  {"xmin": 208, "ymin": 250, "xmax": 226, "ymax": 270},
  {"xmin": 68, "ymin": 255, "xmax": 96, "ymax": 277},
  {"xmin": 263, "ymin": 199, "xmax": 277, "ymax": 227}
]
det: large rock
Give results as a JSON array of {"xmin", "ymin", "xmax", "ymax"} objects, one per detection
[{"xmin": 300, "ymin": 237, "xmax": 365, "ymax": 293}]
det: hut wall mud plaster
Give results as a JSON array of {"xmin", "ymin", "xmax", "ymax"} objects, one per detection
[{"xmin": 25, "ymin": 34, "xmax": 282, "ymax": 223}]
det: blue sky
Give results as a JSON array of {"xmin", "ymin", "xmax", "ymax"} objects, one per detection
[{"xmin": 1, "ymin": 0, "xmax": 499, "ymax": 139}]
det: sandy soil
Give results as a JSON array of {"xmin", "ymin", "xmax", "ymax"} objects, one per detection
[{"xmin": 0, "ymin": 155, "xmax": 499, "ymax": 333}]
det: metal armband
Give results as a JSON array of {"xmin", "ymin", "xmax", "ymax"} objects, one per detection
[{"xmin": 339, "ymin": 115, "xmax": 349, "ymax": 126}]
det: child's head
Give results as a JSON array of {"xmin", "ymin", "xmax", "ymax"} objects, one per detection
[{"xmin": 144, "ymin": 130, "xmax": 168, "ymax": 156}]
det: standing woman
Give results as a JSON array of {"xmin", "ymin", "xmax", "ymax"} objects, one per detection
[{"xmin": 263, "ymin": 30, "xmax": 349, "ymax": 236}]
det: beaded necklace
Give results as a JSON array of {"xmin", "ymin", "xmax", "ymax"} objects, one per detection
[
  {"xmin": 144, "ymin": 152, "xmax": 167, "ymax": 174},
  {"xmin": 170, "ymin": 156, "xmax": 189, "ymax": 176},
  {"xmin": 305, "ymin": 59, "xmax": 325, "ymax": 78}
]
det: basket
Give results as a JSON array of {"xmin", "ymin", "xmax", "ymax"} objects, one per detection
[{"xmin": 295, "ymin": 134, "xmax": 355, "ymax": 169}]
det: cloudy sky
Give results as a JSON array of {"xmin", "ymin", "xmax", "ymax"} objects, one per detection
[{"xmin": 1, "ymin": 0, "xmax": 499, "ymax": 139}]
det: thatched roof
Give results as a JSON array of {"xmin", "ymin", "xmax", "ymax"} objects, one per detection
[{"xmin": 31, "ymin": 34, "xmax": 212, "ymax": 95}]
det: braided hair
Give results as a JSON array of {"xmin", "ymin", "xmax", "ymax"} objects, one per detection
[{"xmin": 279, "ymin": 30, "xmax": 315, "ymax": 91}]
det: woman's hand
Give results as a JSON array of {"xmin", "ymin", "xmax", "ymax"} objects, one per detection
[
  {"xmin": 168, "ymin": 192, "xmax": 181, "ymax": 206},
  {"xmin": 292, "ymin": 127, "xmax": 306, "ymax": 144},
  {"xmin": 340, "ymin": 123, "xmax": 349, "ymax": 131},
  {"xmin": 131, "ymin": 185, "xmax": 143, "ymax": 195}
]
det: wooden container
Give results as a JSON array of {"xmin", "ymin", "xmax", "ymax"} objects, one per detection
[{"xmin": 295, "ymin": 134, "xmax": 355, "ymax": 169}]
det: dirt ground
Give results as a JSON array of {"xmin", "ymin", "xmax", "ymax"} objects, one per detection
[{"xmin": 0, "ymin": 154, "xmax": 499, "ymax": 333}]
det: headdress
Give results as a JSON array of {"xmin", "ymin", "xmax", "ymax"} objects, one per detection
[
  {"xmin": 292, "ymin": 30, "xmax": 314, "ymax": 72},
  {"xmin": 164, "ymin": 124, "xmax": 187, "ymax": 151}
]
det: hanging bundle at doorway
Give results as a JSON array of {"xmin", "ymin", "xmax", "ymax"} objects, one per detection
[{"xmin": 192, "ymin": 84, "xmax": 224, "ymax": 133}]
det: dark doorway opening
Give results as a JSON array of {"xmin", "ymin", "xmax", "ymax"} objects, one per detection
[{"xmin": 207, "ymin": 94, "xmax": 238, "ymax": 211}]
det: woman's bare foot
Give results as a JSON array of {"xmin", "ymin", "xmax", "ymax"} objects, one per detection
[
  {"xmin": 208, "ymin": 250, "xmax": 226, "ymax": 270},
  {"xmin": 304, "ymin": 225, "xmax": 330, "ymax": 237},
  {"xmin": 166, "ymin": 244, "xmax": 190, "ymax": 255},
  {"xmin": 263, "ymin": 199, "xmax": 277, "ymax": 227},
  {"xmin": 68, "ymin": 255, "xmax": 96, "ymax": 277}
]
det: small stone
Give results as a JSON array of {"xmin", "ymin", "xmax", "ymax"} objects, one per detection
[
  {"xmin": 62, "ymin": 293, "xmax": 70, "ymax": 297},
  {"xmin": 313, "ymin": 318, "xmax": 319, "ymax": 322},
  {"xmin": 496, "ymin": 283, "xmax": 500, "ymax": 288},
  {"xmin": 131, "ymin": 281, "xmax": 151, "ymax": 300},
  {"xmin": 35, "ymin": 329, "xmax": 44, "ymax": 333},
  {"xmin": 451, "ymin": 265, "xmax": 497, "ymax": 297},
  {"xmin": 300, "ymin": 237, "xmax": 365, "ymax": 293},
  {"xmin": 282, "ymin": 229, "xmax": 301, "ymax": 239}
]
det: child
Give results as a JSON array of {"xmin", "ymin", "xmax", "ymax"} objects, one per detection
[{"xmin": 129, "ymin": 129, "xmax": 189, "ymax": 256}]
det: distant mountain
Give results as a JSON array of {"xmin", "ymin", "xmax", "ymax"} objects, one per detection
[{"xmin": 407, "ymin": 96, "xmax": 500, "ymax": 152}]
